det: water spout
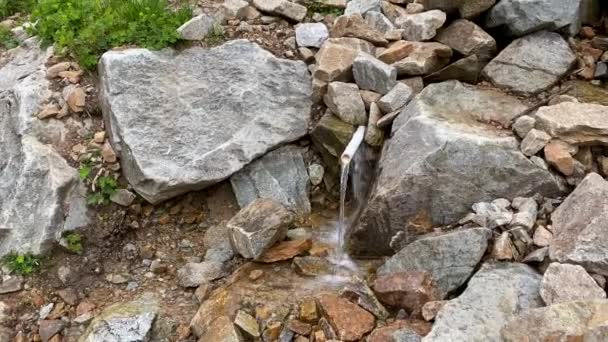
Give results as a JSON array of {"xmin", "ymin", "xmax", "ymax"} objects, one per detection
[{"xmin": 341, "ymin": 126, "xmax": 366, "ymax": 166}]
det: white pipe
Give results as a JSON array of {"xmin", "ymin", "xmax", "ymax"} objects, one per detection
[{"xmin": 341, "ymin": 126, "xmax": 366, "ymax": 166}]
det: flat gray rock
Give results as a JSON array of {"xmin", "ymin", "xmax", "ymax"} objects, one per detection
[
  {"xmin": 423, "ymin": 262, "xmax": 543, "ymax": 342},
  {"xmin": 353, "ymin": 52, "xmax": 397, "ymax": 95},
  {"xmin": 535, "ymin": 102, "xmax": 608, "ymax": 145},
  {"xmin": 99, "ymin": 40, "xmax": 311, "ymax": 203},
  {"xmin": 378, "ymin": 228, "xmax": 491, "ymax": 297},
  {"xmin": 345, "ymin": 0, "xmax": 381, "ymax": 16},
  {"xmin": 435, "ymin": 19, "xmax": 496, "ymax": 59},
  {"xmin": 482, "ymin": 31, "xmax": 575, "ymax": 94},
  {"xmin": 540, "ymin": 262, "xmax": 606, "ymax": 305},
  {"xmin": 349, "ymin": 81, "xmax": 564, "ymax": 255},
  {"xmin": 230, "ymin": 145, "xmax": 310, "ymax": 215},
  {"xmin": 395, "ymin": 10, "xmax": 446, "ymax": 42}
]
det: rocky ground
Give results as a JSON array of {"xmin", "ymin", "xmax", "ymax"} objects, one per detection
[{"xmin": 2, "ymin": 0, "xmax": 608, "ymax": 341}]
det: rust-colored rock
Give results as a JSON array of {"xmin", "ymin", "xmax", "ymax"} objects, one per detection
[
  {"xmin": 544, "ymin": 140, "xmax": 575, "ymax": 176},
  {"xmin": 300, "ymin": 297, "xmax": 319, "ymax": 322},
  {"xmin": 378, "ymin": 41, "xmax": 414, "ymax": 64},
  {"xmin": 372, "ymin": 272, "xmax": 441, "ymax": 315},
  {"xmin": 317, "ymin": 293, "xmax": 375, "ymax": 341},
  {"xmin": 332, "ymin": 14, "xmax": 388, "ymax": 46},
  {"xmin": 288, "ymin": 319, "xmax": 312, "ymax": 336},
  {"xmin": 368, "ymin": 319, "xmax": 431, "ymax": 342},
  {"xmin": 258, "ymin": 239, "xmax": 312, "ymax": 263},
  {"xmin": 421, "ymin": 300, "xmax": 447, "ymax": 321}
]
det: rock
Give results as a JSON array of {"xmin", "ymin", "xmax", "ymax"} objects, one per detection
[
  {"xmin": 520, "ymin": 129, "xmax": 551, "ymax": 156},
  {"xmin": 510, "ymin": 197, "xmax": 538, "ymax": 230},
  {"xmin": 287, "ymin": 319, "xmax": 311, "ymax": 335},
  {"xmin": 423, "ymin": 54, "xmax": 485, "ymax": 84},
  {"xmin": 228, "ymin": 199, "xmax": 294, "ymax": 259},
  {"xmin": 458, "ymin": 0, "xmax": 496, "ymax": 18},
  {"xmin": 63, "ymin": 85, "xmax": 86, "ymax": 113},
  {"xmin": 109, "ymin": 189, "xmax": 136, "ymax": 207},
  {"xmin": 486, "ymin": 0, "xmax": 582, "ymax": 37},
  {"xmin": 295, "ymin": 23, "xmax": 329, "ymax": 48},
  {"xmin": 317, "ymin": 293, "xmax": 375, "ymax": 341},
  {"xmin": 421, "ymin": 300, "xmax": 446, "ymax": 321},
  {"xmin": 353, "ymin": 52, "xmax": 397, "ymax": 94},
  {"xmin": 177, "ymin": 261, "xmax": 225, "ymax": 287},
  {"xmin": 472, "ymin": 198, "xmax": 513, "ymax": 229},
  {"xmin": 535, "ymin": 102, "xmax": 608, "ymax": 145},
  {"xmin": 392, "ymin": 329, "xmax": 422, "ymax": 342},
  {"xmin": 324, "ymin": 82, "xmax": 367, "ymax": 125},
  {"xmin": 80, "ymin": 294, "xmax": 158, "ymax": 342},
  {"xmin": 0, "ymin": 276, "xmax": 23, "ymax": 294},
  {"xmin": 492, "ymin": 231, "xmax": 516, "ymax": 260},
  {"xmin": 332, "ymin": 14, "xmax": 388, "ymax": 46},
  {"xmin": 591, "ymin": 36, "xmax": 608, "ymax": 50},
  {"xmin": 308, "ymin": 164, "xmax": 324, "ymax": 186},
  {"xmin": 595, "ymin": 62, "xmax": 608, "ymax": 79},
  {"xmin": 544, "ymin": 140, "xmax": 575, "ymax": 176},
  {"xmin": 234, "ymin": 310, "xmax": 260, "ymax": 338},
  {"xmin": 368, "ymin": 320, "xmax": 431, "ymax": 342},
  {"xmin": 435, "ymin": 19, "xmax": 496, "ymax": 59},
  {"xmin": 293, "ymin": 256, "xmax": 333, "ymax": 276},
  {"xmin": 378, "ymin": 228, "xmax": 490, "ymax": 297},
  {"xmin": 222, "ymin": 0, "xmax": 249, "ymax": 19},
  {"xmin": 230, "ymin": 145, "xmax": 310, "ymax": 215},
  {"xmin": 313, "ymin": 37, "xmax": 375, "ymax": 82},
  {"xmin": 512, "ymin": 115, "xmax": 536, "ymax": 138},
  {"xmin": 252, "ymin": 0, "xmax": 307, "ymax": 22},
  {"xmin": 533, "ymin": 225, "xmax": 553, "ymax": 247},
  {"xmin": 549, "ymin": 173, "xmax": 608, "ymax": 276},
  {"xmin": 341, "ymin": 281, "xmax": 390, "ymax": 319},
  {"xmin": 523, "ymin": 247, "xmax": 549, "ymax": 263},
  {"xmin": 540, "ymin": 263, "xmax": 606, "ymax": 305},
  {"xmin": 365, "ymin": 12, "xmax": 395, "ymax": 34},
  {"xmin": 365, "ymin": 102, "xmax": 385, "ymax": 146},
  {"xmin": 57, "ymin": 288, "xmax": 79, "ymax": 306},
  {"xmin": 99, "ymin": 40, "xmax": 311, "ymax": 203},
  {"xmin": 377, "ymin": 82, "xmax": 414, "ymax": 113},
  {"xmin": 391, "ymin": 42, "xmax": 452, "ymax": 76},
  {"xmin": 482, "ymin": 31, "xmax": 576, "ymax": 94},
  {"xmin": 373, "ymin": 272, "xmax": 441, "ymax": 314},
  {"xmin": 177, "ymin": 14, "xmax": 219, "ymax": 40},
  {"xmin": 299, "ymin": 297, "xmax": 318, "ymax": 322},
  {"xmin": 350, "ymin": 81, "xmax": 563, "ymax": 255},
  {"xmin": 201, "ymin": 316, "xmax": 244, "ymax": 342},
  {"xmin": 501, "ymin": 300, "xmax": 608, "ymax": 341},
  {"xmin": 377, "ymin": 40, "xmax": 414, "ymax": 64},
  {"xmin": 423, "ymin": 263, "xmax": 543, "ymax": 341},
  {"xmin": 310, "ymin": 112, "xmax": 354, "ymax": 180},
  {"xmin": 399, "ymin": 77, "xmax": 424, "ymax": 94},
  {"xmin": 395, "ymin": 10, "xmax": 446, "ymax": 42},
  {"xmin": 258, "ymin": 239, "xmax": 312, "ymax": 263},
  {"xmin": 345, "ymin": 0, "xmax": 381, "ymax": 15},
  {"xmin": 39, "ymin": 320, "xmax": 66, "ymax": 342}
]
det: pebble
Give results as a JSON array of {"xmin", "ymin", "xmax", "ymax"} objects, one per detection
[{"xmin": 249, "ymin": 269, "xmax": 264, "ymax": 280}]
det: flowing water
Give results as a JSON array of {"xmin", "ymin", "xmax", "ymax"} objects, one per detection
[{"xmin": 336, "ymin": 159, "xmax": 351, "ymax": 260}]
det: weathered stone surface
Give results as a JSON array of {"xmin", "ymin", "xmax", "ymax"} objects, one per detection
[
  {"xmin": 365, "ymin": 102, "xmax": 385, "ymax": 146},
  {"xmin": 332, "ymin": 14, "xmax": 388, "ymax": 46},
  {"xmin": 380, "ymin": 1, "xmax": 409, "ymax": 23},
  {"xmin": 258, "ymin": 239, "xmax": 312, "ymax": 263},
  {"xmin": 349, "ymin": 81, "xmax": 563, "ymax": 255},
  {"xmin": 486, "ymin": 0, "xmax": 582, "ymax": 36},
  {"xmin": 39, "ymin": 320, "xmax": 66, "ymax": 342},
  {"xmin": 234, "ymin": 310, "xmax": 260, "ymax": 338},
  {"xmin": 544, "ymin": 140, "xmax": 575, "ymax": 176},
  {"xmin": 252, "ymin": 0, "xmax": 307, "ymax": 21},
  {"xmin": 423, "ymin": 263, "xmax": 543, "ymax": 342},
  {"xmin": 345, "ymin": 0, "xmax": 381, "ymax": 15},
  {"xmin": 377, "ymin": 40, "xmax": 415, "ymax": 64},
  {"xmin": 222, "ymin": 0, "xmax": 249, "ymax": 19},
  {"xmin": 377, "ymin": 82, "xmax": 414, "ymax": 114},
  {"xmin": 311, "ymin": 112, "xmax": 355, "ymax": 181},
  {"xmin": 435, "ymin": 19, "xmax": 496, "ymax": 59},
  {"xmin": 324, "ymin": 82, "xmax": 367, "ymax": 125},
  {"xmin": 512, "ymin": 115, "xmax": 535, "ymax": 138},
  {"xmin": 230, "ymin": 145, "xmax": 310, "ymax": 215},
  {"xmin": 99, "ymin": 40, "xmax": 311, "ymax": 203},
  {"xmin": 295, "ymin": 23, "xmax": 329, "ymax": 48},
  {"xmin": 423, "ymin": 54, "xmax": 485, "ymax": 84},
  {"xmin": 549, "ymin": 173, "xmax": 608, "ymax": 276},
  {"xmin": 540, "ymin": 263, "xmax": 606, "ymax": 305},
  {"xmin": 368, "ymin": 320, "xmax": 431, "ymax": 342},
  {"xmin": 377, "ymin": 228, "xmax": 490, "ymax": 296},
  {"xmin": 421, "ymin": 300, "xmax": 446, "ymax": 321},
  {"xmin": 353, "ymin": 52, "xmax": 397, "ymax": 94},
  {"xmin": 482, "ymin": 31, "xmax": 576, "ymax": 94},
  {"xmin": 202, "ymin": 316, "xmax": 244, "ymax": 342},
  {"xmin": 317, "ymin": 293, "xmax": 375, "ymax": 341},
  {"xmin": 314, "ymin": 37, "xmax": 375, "ymax": 82},
  {"xmin": 535, "ymin": 102, "xmax": 608, "ymax": 145},
  {"xmin": 510, "ymin": 197, "xmax": 538, "ymax": 230},
  {"xmin": 395, "ymin": 10, "xmax": 446, "ymax": 42},
  {"xmin": 373, "ymin": 272, "xmax": 441, "ymax": 314},
  {"xmin": 365, "ymin": 11, "xmax": 395, "ymax": 34},
  {"xmin": 341, "ymin": 281, "xmax": 390, "ymax": 320},
  {"xmin": 228, "ymin": 199, "xmax": 294, "ymax": 260},
  {"xmin": 177, "ymin": 14, "xmax": 218, "ymax": 40},
  {"xmin": 391, "ymin": 42, "xmax": 452, "ymax": 76},
  {"xmin": 471, "ymin": 198, "xmax": 513, "ymax": 229},
  {"xmin": 80, "ymin": 294, "xmax": 159, "ymax": 342},
  {"xmin": 177, "ymin": 261, "xmax": 225, "ymax": 287},
  {"xmin": 415, "ymin": 0, "xmax": 496, "ymax": 19},
  {"xmin": 0, "ymin": 42, "xmax": 88, "ymax": 257},
  {"xmin": 520, "ymin": 128, "xmax": 551, "ymax": 156},
  {"xmin": 501, "ymin": 300, "xmax": 608, "ymax": 341}
]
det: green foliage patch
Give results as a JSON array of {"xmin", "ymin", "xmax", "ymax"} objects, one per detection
[
  {"xmin": 0, "ymin": 26, "xmax": 17, "ymax": 49},
  {"xmin": 3, "ymin": 252, "xmax": 40, "ymax": 275},
  {"xmin": 0, "ymin": 0, "xmax": 35, "ymax": 20},
  {"xmin": 303, "ymin": 1, "xmax": 344, "ymax": 17},
  {"xmin": 64, "ymin": 232, "xmax": 83, "ymax": 254},
  {"xmin": 87, "ymin": 175, "xmax": 118, "ymax": 205}
]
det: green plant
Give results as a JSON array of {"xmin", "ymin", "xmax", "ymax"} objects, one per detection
[
  {"xmin": 304, "ymin": 1, "xmax": 343, "ymax": 17},
  {"xmin": 0, "ymin": 26, "xmax": 17, "ymax": 49},
  {"xmin": 206, "ymin": 23, "xmax": 225, "ymax": 46},
  {"xmin": 78, "ymin": 162, "xmax": 91, "ymax": 181},
  {"xmin": 64, "ymin": 232, "xmax": 83, "ymax": 254},
  {"xmin": 0, "ymin": 0, "xmax": 35, "ymax": 20},
  {"xmin": 31, "ymin": 0, "xmax": 192, "ymax": 69},
  {"xmin": 3, "ymin": 253, "xmax": 40, "ymax": 275},
  {"xmin": 87, "ymin": 175, "xmax": 118, "ymax": 205}
]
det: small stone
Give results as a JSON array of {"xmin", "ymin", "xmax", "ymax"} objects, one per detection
[
  {"xmin": 177, "ymin": 261, "xmax": 225, "ymax": 288},
  {"xmin": 392, "ymin": 42, "xmax": 452, "ymax": 76},
  {"xmin": 353, "ymin": 52, "xmax": 397, "ymax": 95},
  {"xmin": 63, "ymin": 85, "xmax": 86, "ymax": 113},
  {"xmin": 324, "ymin": 82, "xmax": 367, "ymax": 125},
  {"xmin": 523, "ymin": 247, "xmax": 549, "ymax": 263},
  {"xmin": 308, "ymin": 163, "xmax": 324, "ymax": 186},
  {"xmin": 259, "ymin": 239, "xmax": 312, "ymax": 263},
  {"xmin": 345, "ymin": 0, "xmax": 381, "ymax": 15},
  {"xmin": 252, "ymin": 0, "xmax": 307, "ymax": 22},
  {"xmin": 177, "ymin": 14, "xmax": 218, "ymax": 40},
  {"xmin": 373, "ymin": 271, "xmax": 440, "ymax": 314},
  {"xmin": 313, "ymin": 37, "xmax": 375, "ymax": 82},
  {"xmin": 295, "ymin": 23, "xmax": 329, "ymax": 48},
  {"xmin": 235, "ymin": 310, "xmax": 260, "ymax": 338},
  {"xmin": 288, "ymin": 319, "xmax": 312, "ymax": 336},
  {"xmin": 101, "ymin": 141, "xmax": 117, "ymax": 163},
  {"xmin": 293, "ymin": 256, "xmax": 333, "ymax": 276},
  {"xmin": 364, "ymin": 102, "xmax": 385, "ymax": 146},
  {"xmin": 249, "ymin": 269, "xmax": 264, "ymax": 280},
  {"xmin": 105, "ymin": 274, "xmax": 129, "ymax": 284},
  {"xmin": 37, "ymin": 103, "xmax": 61, "ymax": 120},
  {"xmin": 510, "ymin": 197, "xmax": 538, "ymax": 230},
  {"xmin": 512, "ymin": 115, "xmax": 536, "ymax": 138},
  {"xmin": 341, "ymin": 281, "xmax": 390, "ymax": 320},
  {"xmin": 39, "ymin": 303, "xmax": 54, "ymax": 320},
  {"xmin": 595, "ymin": 62, "xmax": 608, "ymax": 79},
  {"xmin": 591, "ymin": 36, "xmax": 608, "ymax": 50},
  {"xmin": 421, "ymin": 300, "xmax": 446, "ymax": 321},
  {"xmin": 332, "ymin": 14, "xmax": 388, "ymax": 46},
  {"xmin": 222, "ymin": 0, "xmax": 249, "ymax": 19},
  {"xmin": 377, "ymin": 40, "xmax": 413, "ymax": 64},
  {"xmin": 93, "ymin": 131, "xmax": 106, "ymax": 144},
  {"xmin": 194, "ymin": 283, "xmax": 211, "ymax": 303},
  {"xmin": 544, "ymin": 140, "xmax": 575, "ymax": 176},
  {"xmin": 109, "ymin": 189, "xmax": 136, "ymax": 207},
  {"xmin": 405, "ymin": 3, "xmax": 424, "ymax": 14},
  {"xmin": 300, "ymin": 297, "xmax": 318, "ymax": 322},
  {"xmin": 57, "ymin": 288, "xmax": 79, "ymax": 306},
  {"xmin": 377, "ymin": 82, "xmax": 414, "ymax": 113},
  {"xmin": 201, "ymin": 315, "xmax": 245, "ymax": 341},
  {"xmin": 47, "ymin": 62, "xmax": 73, "ymax": 78},
  {"xmin": 533, "ymin": 225, "xmax": 553, "ymax": 247},
  {"xmin": 395, "ymin": 10, "xmax": 446, "ymax": 42},
  {"xmin": 540, "ymin": 262, "xmax": 607, "ymax": 305},
  {"xmin": 317, "ymin": 294, "xmax": 375, "ymax": 341},
  {"xmin": 365, "ymin": 11, "xmax": 394, "ymax": 34},
  {"xmin": 298, "ymin": 47, "xmax": 315, "ymax": 63},
  {"xmin": 520, "ymin": 129, "xmax": 551, "ymax": 156},
  {"xmin": 38, "ymin": 320, "xmax": 66, "ymax": 342}
]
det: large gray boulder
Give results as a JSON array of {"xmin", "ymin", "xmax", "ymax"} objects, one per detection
[
  {"xmin": 99, "ymin": 40, "xmax": 312, "ymax": 203},
  {"xmin": 0, "ymin": 41, "xmax": 88, "ymax": 257},
  {"xmin": 482, "ymin": 31, "xmax": 576, "ymax": 94},
  {"xmin": 348, "ymin": 81, "xmax": 564, "ymax": 255},
  {"xmin": 549, "ymin": 173, "xmax": 608, "ymax": 276},
  {"xmin": 540, "ymin": 262, "xmax": 606, "ymax": 305},
  {"xmin": 423, "ymin": 262, "xmax": 543, "ymax": 342},
  {"xmin": 486, "ymin": 0, "xmax": 582, "ymax": 36},
  {"xmin": 230, "ymin": 145, "xmax": 310, "ymax": 215},
  {"xmin": 377, "ymin": 228, "xmax": 491, "ymax": 297}
]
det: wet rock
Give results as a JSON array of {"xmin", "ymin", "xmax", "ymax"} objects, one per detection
[
  {"xmin": 177, "ymin": 261, "xmax": 225, "ymax": 288},
  {"xmin": 230, "ymin": 145, "xmax": 310, "ymax": 215},
  {"xmin": 423, "ymin": 263, "xmax": 543, "ymax": 341},
  {"xmin": 293, "ymin": 256, "xmax": 333, "ymax": 276},
  {"xmin": 512, "ymin": 115, "xmax": 536, "ymax": 138},
  {"xmin": 421, "ymin": 300, "xmax": 446, "ymax": 321},
  {"xmin": 313, "ymin": 37, "xmax": 375, "ymax": 82},
  {"xmin": 395, "ymin": 10, "xmax": 446, "ymax": 42},
  {"xmin": 332, "ymin": 14, "xmax": 388, "ymax": 46},
  {"xmin": 378, "ymin": 228, "xmax": 490, "ymax": 297},
  {"xmin": 391, "ymin": 42, "xmax": 452, "ymax": 76},
  {"xmin": 177, "ymin": 14, "xmax": 219, "ymax": 40},
  {"xmin": 520, "ymin": 129, "xmax": 551, "ymax": 156},
  {"xmin": 310, "ymin": 112, "xmax": 354, "ymax": 178},
  {"xmin": 365, "ymin": 12, "xmax": 395, "ymax": 34},
  {"xmin": 341, "ymin": 281, "xmax": 390, "ymax": 319},
  {"xmin": 549, "ymin": 173, "xmax": 608, "ymax": 276},
  {"xmin": 353, "ymin": 52, "xmax": 397, "ymax": 95},
  {"xmin": 295, "ymin": 23, "xmax": 329, "ymax": 48},
  {"xmin": 251, "ymin": 0, "xmax": 307, "ymax": 21},
  {"xmin": 350, "ymin": 81, "xmax": 563, "ymax": 255},
  {"xmin": 486, "ymin": 0, "xmax": 582, "ymax": 36},
  {"xmin": 423, "ymin": 55, "xmax": 485, "ymax": 84},
  {"xmin": 258, "ymin": 239, "xmax": 312, "ymax": 263},
  {"xmin": 317, "ymin": 293, "xmax": 375, "ymax": 341},
  {"xmin": 345, "ymin": 0, "xmax": 381, "ymax": 15},
  {"xmin": 299, "ymin": 297, "xmax": 318, "ymax": 322},
  {"xmin": 324, "ymin": 82, "xmax": 367, "ymax": 125},
  {"xmin": 228, "ymin": 199, "xmax": 294, "ymax": 260},
  {"xmin": 535, "ymin": 102, "xmax": 608, "ymax": 145},
  {"xmin": 373, "ymin": 272, "xmax": 441, "ymax": 314},
  {"xmin": 482, "ymin": 31, "xmax": 576, "ymax": 94},
  {"xmin": 544, "ymin": 140, "xmax": 575, "ymax": 176},
  {"xmin": 202, "ymin": 316, "xmax": 244, "ymax": 342},
  {"xmin": 234, "ymin": 310, "xmax": 260, "ymax": 338},
  {"xmin": 377, "ymin": 83, "xmax": 414, "ymax": 114},
  {"xmin": 365, "ymin": 103, "xmax": 385, "ymax": 147},
  {"xmin": 99, "ymin": 40, "xmax": 311, "ymax": 203},
  {"xmin": 501, "ymin": 300, "xmax": 608, "ymax": 341},
  {"xmin": 540, "ymin": 263, "xmax": 606, "ymax": 305},
  {"xmin": 80, "ymin": 294, "xmax": 158, "ymax": 342},
  {"xmin": 435, "ymin": 19, "xmax": 496, "ymax": 59}
]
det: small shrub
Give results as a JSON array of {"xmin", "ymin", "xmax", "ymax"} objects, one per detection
[
  {"xmin": 64, "ymin": 232, "xmax": 83, "ymax": 254},
  {"xmin": 78, "ymin": 162, "xmax": 91, "ymax": 181},
  {"xmin": 31, "ymin": 0, "xmax": 192, "ymax": 69},
  {"xmin": 0, "ymin": 26, "xmax": 17, "ymax": 49},
  {"xmin": 3, "ymin": 253, "xmax": 40, "ymax": 275},
  {"xmin": 0, "ymin": 0, "xmax": 35, "ymax": 20},
  {"xmin": 206, "ymin": 23, "xmax": 225, "ymax": 46},
  {"xmin": 87, "ymin": 175, "xmax": 118, "ymax": 205},
  {"xmin": 304, "ymin": 1, "xmax": 343, "ymax": 17}
]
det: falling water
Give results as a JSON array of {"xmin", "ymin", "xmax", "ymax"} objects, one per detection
[{"xmin": 337, "ymin": 159, "xmax": 351, "ymax": 260}]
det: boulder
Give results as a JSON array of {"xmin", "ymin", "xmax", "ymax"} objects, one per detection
[
  {"xmin": 317, "ymin": 293, "xmax": 375, "ymax": 341},
  {"xmin": 540, "ymin": 263, "xmax": 606, "ymax": 305},
  {"xmin": 251, "ymin": 0, "xmax": 307, "ymax": 22},
  {"xmin": 423, "ymin": 55, "xmax": 485, "ymax": 84},
  {"xmin": 486, "ymin": 0, "xmax": 582, "ymax": 36},
  {"xmin": 482, "ymin": 31, "xmax": 576, "ymax": 94},
  {"xmin": 228, "ymin": 199, "xmax": 295, "ymax": 259},
  {"xmin": 99, "ymin": 40, "xmax": 311, "ymax": 203},
  {"xmin": 501, "ymin": 300, "xmax": 608, "ymax": 341},
  {"xmin": 549, "ymin": 173, "xmax": 608, "ymax": 276},
  {"xmin": 0, "ymin": 42, "xmax": 88, "ymax": 257},
  {"xmin": 353, "ymin": 52, "xmax": 397, "ymax": 95},
  {"xmin": 434, "ymin": 19, "xmax": 496, "ymax": 59},
  {"xmin": 324, "ymin": 82, "xmax": 367, "ymax": 125},
  {"xmin": 332, "ymin": 14, "xmax": 388, "ymax": 46},
  {"xmin": 395, "ymin": 10, "xmax": 447, "ymax": 42},
  {"xmin": 349, "ymin": 81, "xmax": 564, "ymax": 255},
  {"xmin": 365, "ymin": 12, "xmax": 395, "ymax": 34},
  {"xmin": 377, "ymin": 228, "xmax": 491, "ymax": 297},
  {"xmin": 345, "ymin": 0, "xmax": 381, "ymax": 15},
  {"xmin": 391, "ymin": 42, "xmax": 452, "ymax": 76},
  {"xmin": 416, "ymin": 0, "xmax": 496, "ymax": 19},
  {"xmin": 423, "ymin": 262, "xmax": 543, "ymax": 342},
  {"xmin": 314, "ymin": 38, "xmax": 375, "ymax": 82},
  {"xmin": 377, "ymin": 82, "xmax": 414, "ymax": 113},
  {"xmin": 295, "ymin": 23, "xmax": 329, "ymax": 48},
  {"xmin": 230, "ymin": 145, "xmax": 310, "ymax": 215},
  {"xmin": 535, "ymin": 102, "xmax": 608, "ymax": 145},
  {"xmin": 373, "ymin": 271, "xmax": 441, "ymax": 314}
]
